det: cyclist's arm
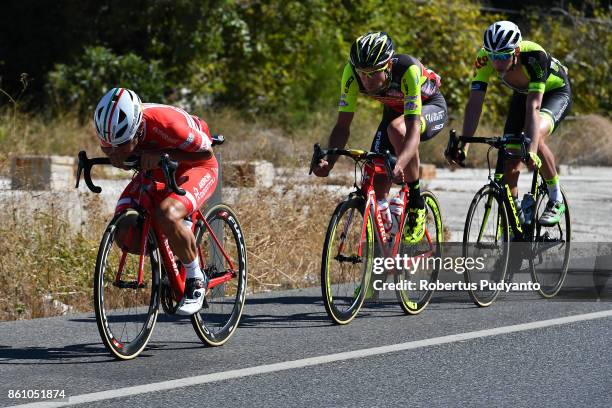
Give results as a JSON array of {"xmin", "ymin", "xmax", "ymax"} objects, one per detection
[
  {"xmin": 524, "ymin": 91, "xmax": 544, "ymax": 155},
  {"xmin": 461, "ymin": 90, "xmax": 486, "ymax": 154},
  {"xmin": 325, "ymin": 112, "xmax": 353, "ymax": 168},
  {"xmin": 461, "ymin": 49, "xmax": 493, "ymax": 154},
  {"xmin": 396, "ymin": 64, "xmax": 423, "ymax": 171},
  {"xmin": 324, "ymin": 63, "xmax": 358, "ymax": 168},
  {"xmin": 522, "ymin": 49, "xmax": 548, "ymax": 156}
]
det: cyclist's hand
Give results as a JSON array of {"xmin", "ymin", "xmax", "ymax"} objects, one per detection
[
  {"xmin": 140, "ymin": 151, "xmax": 161, "ymax": 171},
  {"xmin": 313, "ymin": 158, "xmax": 332, "ymax": 177},
  {"xmin": 526, "ymin": 151, "xmax": 542, "ymax": 169},
  {"xmin": 392, "ymin": 165, "xmax": 405, "ymax": 183},
  {"xmin": 445, "ymin": 147, "xmax": 466, "ymax": 167}
]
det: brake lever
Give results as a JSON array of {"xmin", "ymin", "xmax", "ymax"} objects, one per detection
[{"xmin": 159, "ymin": 154, "xmax": 186, "ymax": 196}]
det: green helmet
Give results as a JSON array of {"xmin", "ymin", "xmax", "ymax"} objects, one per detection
[{"xmin": 349, "ymin": 31, "xmax": 395, "ymax": 69}]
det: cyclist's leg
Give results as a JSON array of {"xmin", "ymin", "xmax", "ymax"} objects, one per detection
[
  {"xmin": 393, "ymin": 92, "xmax": 448, "ymax": 242},
  {"xmin": 370, "ymin": 107, "xmax": 398, "ymax": 200},
  {"xmin": 155, "ymin": 162, "xmax": 219, "ymax": 263},
  {"xmin": 154, "ymin": 161, "xmax": 219, "ymax": 312},
  {"xmin": 113, "ymin": 178, "xmax": 144, "ymax": 254},
  {"xmin": 538, "ymin": 83, "xmax": 572, "ymax": 224},
  {"xmin": 503, "ymin": 92, "xmax": 527, "ymax": 198}
]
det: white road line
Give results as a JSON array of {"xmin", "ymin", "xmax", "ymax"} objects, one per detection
[{"xmin": 11, "ymin": 309, "xmax": 612, "ymax": 407}]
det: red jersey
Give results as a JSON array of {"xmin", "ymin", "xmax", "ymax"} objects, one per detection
[{"xmin": 100, "ymin": 103, "xmax": 213, "ymax": 154}]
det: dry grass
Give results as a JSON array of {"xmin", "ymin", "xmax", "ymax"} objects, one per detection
[{"xmin": 0, "ymin": 195, "xmax": 106, "ymax": 320}]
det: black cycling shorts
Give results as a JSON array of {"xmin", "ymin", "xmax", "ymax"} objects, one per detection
[
  {"xmin": 371, "ymin": 91, "xmax": 447, "ymax": 154},
  {"xmin": 503, "ymin": 79, "xmax": 572, "ymax": 136}
]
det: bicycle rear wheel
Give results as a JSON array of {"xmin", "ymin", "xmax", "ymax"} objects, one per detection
[
  {"xmin": 463, "ymin": 186, "xmax": 510, "ymax": 307},
  {"xmin": 94, "ymin": 209, "xmax": 161, "ymax": 360},
  {"xmin": 530, "ymin": 185, "xmax": 571, "ymax": 298},
  {"xmin": 395, "ymin": 190, "xmax": 442, "ymax": 314},
  {"xmin": 321, "ymin": 194, "xmax": 374, "ymax": 325},
  {"xmin": 191, "ymin": 204, "xmax": 247, "ymax": 346}
]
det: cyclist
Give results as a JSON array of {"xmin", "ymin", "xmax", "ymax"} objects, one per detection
[
  {"xmin": 313, "ymin": 31, "xmax": 447, "ymax": 243},
  {"xmin": 94, "ymin": 87, "xmax": 218, "ymax": 315},
  {"xmin": 448, "ymin": 21, "xmax": 571, "ymax": 226}
]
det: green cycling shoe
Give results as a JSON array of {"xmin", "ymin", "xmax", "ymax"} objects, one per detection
[{"xmin": 403, "ymin": 207, "xmax": 427, "ymax": 244}]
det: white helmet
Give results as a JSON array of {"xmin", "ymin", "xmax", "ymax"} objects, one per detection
[
  {"xmin": 94, "ymin": 87, "xmax": 143, "ymax": 146},
  {"xmin": 483, "ymin": 21, "xmax": 522, "ymax": 53}
]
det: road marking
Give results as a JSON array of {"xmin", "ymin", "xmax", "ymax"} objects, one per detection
[{"xmin": 11, "ymin": 309, "xmax": 612, "ymax": 407}]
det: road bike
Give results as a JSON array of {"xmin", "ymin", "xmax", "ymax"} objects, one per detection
[
  {"xmin": 446, "ymin": 130, "xmax": 571, "ymax": 307},
  {"xmin": 76, "ymin": 135, "xmax": 247, "ymax": 359},
  {"xmin": 310, "ymin": 144, "xmax": 443, "ymax": 324}
]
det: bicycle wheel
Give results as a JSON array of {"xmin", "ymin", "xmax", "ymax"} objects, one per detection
[
  {"xmin": 191, "ymin": 204, "xmax": 247, "ymax": 346},
  {"xmin": 321, "ymin": 194, "xmax": 374, "ymax": 325},
  {"xmin": 463, "ymin": 186, "xmax": 510, "ymax": 307},
  {"xmin": 395, "ymin": 190, "xmax": 442, "ymax": 314},
  {"xmin": 530, "ymin": 185, "xmax": 571, "ymax": 298},
  {"xmin": 94, "ymin": 209, "xmax": 161, "ymax": 360}
]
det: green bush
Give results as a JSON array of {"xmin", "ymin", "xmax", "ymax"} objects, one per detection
[{"xmin": 47, "ymin": 46, "xmax": 167, "ymax": 117}]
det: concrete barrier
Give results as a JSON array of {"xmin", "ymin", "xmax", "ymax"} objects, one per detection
[
  {"xmin": 11, "ymin": 155, "xmax": 75, "ymax": 190},
  {"xmin": 222, "ymin": 160, "xmax": 275, "ymax": 188}
]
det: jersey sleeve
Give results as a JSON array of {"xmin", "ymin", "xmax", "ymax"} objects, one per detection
[
  {"xmin": 167, "ymin": 120, "xmax": 212, "ymax": 152},
  {"xmin": 338, "ymin": 63, "xmax": 358, "ymax": 113},
  {"xmin": 400, "ymin": 64, "xmax": 422, "ymax": 118},
  {"xmin": 471, "ymin": 48, "xmax": 494, "ymax": 92},
  {"xmin": 523, "ymin": 50, "xmax": 548, "ymax": 93}
]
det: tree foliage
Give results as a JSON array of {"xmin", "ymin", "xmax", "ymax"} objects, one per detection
[{"xmin": 0, "ymin": 0, "xmax": 609, "ymax": 127}]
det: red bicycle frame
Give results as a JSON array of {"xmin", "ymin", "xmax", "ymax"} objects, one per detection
[
  {"xmin": 356, "ymin": 158, "xmax": 436, "ymax": 269},
  {"xmin": 114, "ymin": 172, "xmax": 237, "ymax": 303}
]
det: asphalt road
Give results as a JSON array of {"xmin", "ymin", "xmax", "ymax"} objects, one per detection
[{"xmin": 1, "ymin": 287, "xmax": 610, "ymax": 407}]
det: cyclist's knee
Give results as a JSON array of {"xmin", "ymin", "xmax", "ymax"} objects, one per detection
[{"xmin": 155, "ymin": 200, "xmax": 186, "ymax": 227}]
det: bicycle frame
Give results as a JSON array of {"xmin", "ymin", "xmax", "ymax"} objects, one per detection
[
  {"xmin": 352, "ymin": 159, "xmax": 436, "ymax": 268},
  {"xmin": 116, "ymin": 171, "xmax": 237, "ymax": 303},
  {"xmin": 480, "ymin": 145, "xmax": 541, "ymax": 242}
]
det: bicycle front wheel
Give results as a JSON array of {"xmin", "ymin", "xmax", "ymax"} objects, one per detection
[
  {"xmin": 463, "ymin": 186, "xmax": 510, "ymax": 307},
  {"xmin": 94, "ymin": 209, "xmax": 161, "ymax": 360},
  {"xmin": 395, "ymin": 190, "xmax": 442, "ymax": 315},
  {"xmin": 321, "ymin": 194, "xmax": 374, "ymax": 325},
  {"xmin": 530, "ymin": 186, "xmax": 571, "ymax": 298},
  {"xmin": 191, "ymin": 204, "xmax": 247, "ymax": 346}
]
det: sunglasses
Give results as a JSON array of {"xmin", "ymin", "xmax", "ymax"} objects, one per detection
[
  {"xmin": 356, "ymin": 62, "xmax": 389, "ymax": 78},
  {"xmin": 488, "ymin": 51, "xmax": 513, "ymax": 61}
]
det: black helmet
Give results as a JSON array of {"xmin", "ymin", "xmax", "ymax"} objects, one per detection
[{"xmin": 349, "ymin": 31, "xmax": 395, "ymax": 69}]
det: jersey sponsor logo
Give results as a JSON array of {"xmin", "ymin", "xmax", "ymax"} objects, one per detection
[
  {"xmin": 432, "ymin": 123, "xmax": 444, "ymax": 131},
  {"xmin": 339, "ymin": 93, "xmax": 349, "ymax": 107},
  {"xmin": 405, "ymin": 95, "xmax": 418, "ymax": 101},
  {"xmin": 425, "ymin": 110, "xmax": 445, "ymax": 122},
  {"xmin": 152, "ymin": 126, "xmax": 180, "ymax": 144},
  {"xmin": 474, "ymin": 55, "xmax": 489, "ymax": 69},
  {"xmin": 405, "ymin": 101, "xmax": 418, "ymax": 112}
]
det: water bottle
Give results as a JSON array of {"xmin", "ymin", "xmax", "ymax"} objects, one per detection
[
  {"xmin": 389, "ymin": 195, "xmax": 404, "ymax": 235},
  {"xmin": 513, "ymin": 197, "xmax": 525, "ymax": 226},
  {"xmin": 521, "ymin": 193, "xmax": 535, "ymax": 225},
  {"xmin": 377, "ymin": 199, "xmax": 393, "ymax": 233}
]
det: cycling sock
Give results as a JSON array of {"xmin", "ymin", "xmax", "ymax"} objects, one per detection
[
  {"xmin": 184, "ymin": 258, "xmax": 204, "ymax": 280},
  {"xmin": 545, "ymin": 175, "xmax": 562, "ymax": 203},
  {"xmin": 408, "ymin": 180, "xmax": 425, "ymax": 209}
]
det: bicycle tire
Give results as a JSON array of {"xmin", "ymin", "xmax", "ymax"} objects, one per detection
[
  {"xmin": 395, "ymin": 190, "xmax": 443, "ymax": 315},
  {"xmin": 191, "ymin": 203, "xmax": 247, "ymax": 346},
  {"xmin": 530, "ymin": 185, "xmax": 571, "ymax": 298},
  {"xmin": 463, "ymin": 185, "xmax": 510, "ymax": 307},
  {"xmin": 321, "ymin": 194, "xmax": 374, "ymax": 325},
  {"xmin": 94, "ymin": 209, "xmax": 161, "ymax": 360}
]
